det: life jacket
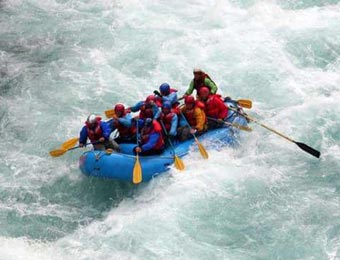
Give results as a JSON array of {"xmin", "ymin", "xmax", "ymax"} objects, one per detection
[
  {"xmin": 139, "ymin": 103, "xmax": 154, "ymax": 119},
  {"xmin": 160, "ymin": 111, "xmax": 176, "ymax": 132},
  {"xmin": 140, "ymin": 120, "xmax": 164, "ymax": 150},
  {"xmin": 85, "ymin": 117, "xmax": 103, "ymax": 142},
  {"xmin": 193, "ymin": 73, "xmax": 216, "ymax": 93},
  {"xmin": 202, "ymin": 94, "xmax": 228, "ymax": 119}
]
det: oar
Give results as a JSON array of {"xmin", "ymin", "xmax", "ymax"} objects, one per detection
[
  {"xmin": 230, "ymin": 108, "xmax": 321, "ymax": 158},
  {"xmin": 49, "ymin": 142, "xmax": 98, "ymax": 157},
  {"xmin": 61, "ymin": 137, "xmax": 79, "ymax": 150},
  {"xmin": 159, "ymin": 120, "xmax": 185, "ymax": 171},
  {"xmin": 132, "ymin": 121, "xmax": 142, "ymax": 184},
  {"xmin": 105, "ymin": 109, "xmax": 115, "ymax": 118},
  {"xmin": 180, "ymin": 112, "xmax": 208, "ymax": 159},
  {"xmin": 207, "ymin": 117, "xmax": 252, "ymax": 132},
  {"xmin": 236, "ymin": 99, "xmax": 252, "ymax": 109}
]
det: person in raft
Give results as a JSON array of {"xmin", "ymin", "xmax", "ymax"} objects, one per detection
[
  {"xmin": 177, "ymin": 95, "xmax": 207, "ymax": 141},
  {"xmin": 159, "ymin": 101, "xmax": 178, "ymax": 141},
  {"xmin": 79, "ymin": 114, "xmax": 120, "ymax": 151},
  {"xmin": 183, "ymin": 68, "xmax": 218, "ymax": 98},
  {"xmin": 129, "ymin": 95, "xmax": 161, "ymax": 120},
  {"xmin": 198, "ymin": 87, "xmax": 229, "ymax": 130},
  {"xmin": 134, "ymin": 118, "xmax": 165, "ymax": 156},
  {"xmin": 109, "ymin": 103, "xmax": 136, "ymax": 144}
]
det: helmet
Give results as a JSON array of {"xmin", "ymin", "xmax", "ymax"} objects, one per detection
[
  {"xmin": 145, "ymin": 95, "xmax": 155, "ymax": 103},
  {"xmin": 114, "ymin": 103, "xmax": 125, "ymax": 113},
  {"xmin": 184, "ymin": 95, "xmax": 195, "ymax": 105},
  {"xmin": 159, "ymin": 83, "xmax": 170, "ymax": 94},
  {"xmin": 193, "ymin": 67, "xmax": 203, "ymax": 74},
  {"xmin": 198, "ymin": 87, "xmax": 210, "ymax": 96},
  {"xmin": 145, "ymin": 118, "xmax": 153, "ymax": 127},
  {"xmin": 87, "ymin": 114, "xmax": 97, "ymax": 124}
]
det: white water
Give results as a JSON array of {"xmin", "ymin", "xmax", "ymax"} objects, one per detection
[{"xmin": 0, "ymin": 0, "xmax": 339, "ymax": 259}]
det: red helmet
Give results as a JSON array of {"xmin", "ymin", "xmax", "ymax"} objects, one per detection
[
  {"xmin": 198, "ymin": 87, "xmax": 210, "ymax": 96},
  {"xmin": 145, "ymin": 95, "xmax": 155, "ymax": 103},
  {"xmin": 114, "ymin": 104, "xmax": 125, "ymax": 113},
  {"xmin": 184, "ymin": 95, "xmax": 195, "ymax": 105}
]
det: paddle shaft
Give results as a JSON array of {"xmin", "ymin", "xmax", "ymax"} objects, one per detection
[
  {"xmin": 206, "ymin": 117, "xmax": 252, "ymax": 132},
  {"xmin": 230, "ymin": 107, "xmax": 320, "ymax": 158}
]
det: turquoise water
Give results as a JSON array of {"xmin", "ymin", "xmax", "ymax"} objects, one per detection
[{"xmin": 1, "ymin": 0, "xmax": 339, "ymax": 259}]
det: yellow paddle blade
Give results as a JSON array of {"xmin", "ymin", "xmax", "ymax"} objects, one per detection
[
  {"xmin": 61, "ymin": 137, "xmax": 79, "ymax": 150},
  {"xmin": 105, "ymin": 109, "xmax": 116, "ymax": 118},
  {"xmin": 230, "ymin": 123, "xmax": 252, "ymax": 132},
  {"xmin": 194, "ymin": 138, "xmax": 208, "ymax": 159},
  {"xmin": 174, "ymin": 155, "xmax": 185, "ymax": 171},
  {"xmin": 237, "ymin": 99, "xmax": 252, "ymax": 109},
  {"xmin": 49, "ymin": 148, "xmax": 67, "ymax": 157},
  {"xmin": 132, "ymin": 154, "xmax": 142, "ymax": 184}
]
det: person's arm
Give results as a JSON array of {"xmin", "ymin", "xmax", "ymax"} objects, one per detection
[
  {"xmin": 152, "ymin": 104, "xmax": 161, "ymax": 119},
  {"xmin": 129, "ymin": 101, "xmax": 144, "ymax": 112},
  {"xmin": 100, "ymin": 121, "xmax": 112, "ymax": 140},
  {"xmin": 79, "ymin": 126, "xmax": 88, "ymax": 145},
  {"xmin": 185, "ymin": 80, "xmax": 195, "ymax": 95},
  {"xmin": 204, "ymin": 78, "xmax": 218, "ymax": 94},
  {"xmin": 141, "ymin": 132, "xmax": 160, "ymax": 151},
  {"xmin": 118, "ymin": 114, "xmax": 132, "ymax": 127},
  {"xmin": 169, "ymin": 114, "xmax": 178, "ymax": 136},
  {"xmin": 194, "ymin": 108, "xmax": 206, "ymax": 131}
]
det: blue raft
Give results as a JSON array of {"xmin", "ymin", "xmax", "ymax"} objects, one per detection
[{"xmin": 79, "ymin": 102, "xmax": 248, "ymax": 182}]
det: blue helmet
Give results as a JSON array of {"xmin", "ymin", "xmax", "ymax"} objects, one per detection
[
  {"xmin": 162, "ymin": 101, "xmax": 172, "ymax": 109},
  {"xmin": 159, "ymin": 83, "xmax": 170, "ymax": 94}
]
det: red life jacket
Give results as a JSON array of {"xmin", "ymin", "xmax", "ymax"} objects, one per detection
[
  {"xmin": 139, "ymin": 103, "xmax": 154, "ymax": 119},
  {"xmin": 85, "ymin": 117, "xmax": 103, "ymax": 142},
  {"xmin": 140, "ymin": 120, "xmax": 164, "ymax": 150},
  {"xmin": 203, "ymin": 95, "xmax": 228, "ymax": 119},
  {"xmin": 193, "ymin": 73, "xmax": 215, "ymax": 93},
  {"xmin": 160, "ymin": 111, "xmax": 176, "ymax": 132}
]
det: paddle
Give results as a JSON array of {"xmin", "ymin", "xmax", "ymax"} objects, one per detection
[
  {"xmin": 230, "ymin": 108, "xmax": 321, "ymax": 158},
  {"xmin": 105, "ymin": 109, "xmax": 115, "ymax": 119},
  {"xmin": 61, "ymin": 137, "xmax": 79, "ymax": 150},
  {"xmin": 207, "ymin": 117, "xmax": 252, "ymax": 132},
  {"xmin": 235, "ymin": 99, "xmax": 252, "ymax": 109},
  {"xmin": 49, "ymin": 141, "xmax": 98, "ymax": 157},
  {"xmin": 159, "ymin": 120, "xmax": 185, "ymax": 171},
  {"xmin": 132, "ymin": 121, "xmax": 142, "ymax": 184},
  {"xmin": 180, "ymin": 112, "xmax": 208, "ymax": 159}
]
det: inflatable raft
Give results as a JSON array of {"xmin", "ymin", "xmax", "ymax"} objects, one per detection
[{"xmin": 79, "ymin": 102, "xmax": 248, "ymax": 182}]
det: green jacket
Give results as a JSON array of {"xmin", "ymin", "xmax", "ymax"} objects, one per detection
[{"xmin": 185, "ymin": 77, "xmax": 218, "ymax": 95}]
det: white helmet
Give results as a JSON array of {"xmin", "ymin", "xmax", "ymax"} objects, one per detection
[
  {"xmin": 87, "ymin": 114, "xmax": 96, "ymax": 124},
  {"xmin": 193, "ymin": 67, "xmax": 203, "ymax": 73}
]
